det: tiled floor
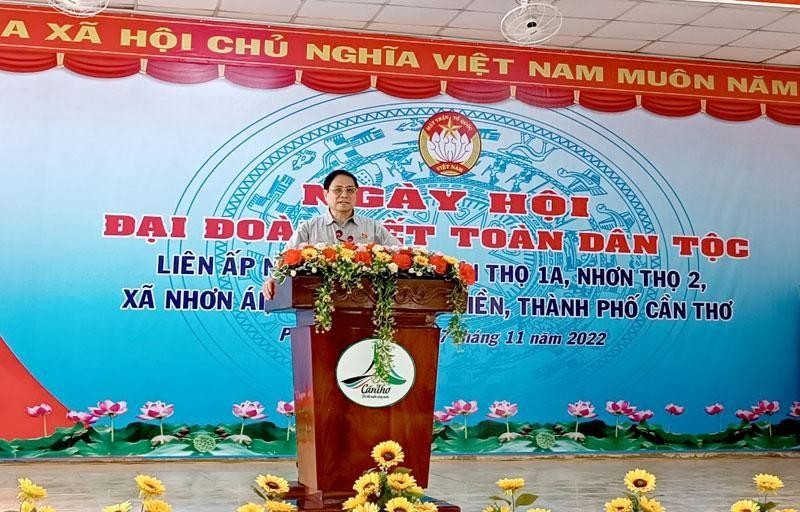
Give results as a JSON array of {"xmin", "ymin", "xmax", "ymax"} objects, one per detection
[{"xmin": 1, "ymin": 455, "xmax": 799, "ymax": 511}]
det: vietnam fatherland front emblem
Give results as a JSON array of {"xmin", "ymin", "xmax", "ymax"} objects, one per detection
[{"xmin": 419, "ymin": 110, "xmax": 481, "ymax": 177}]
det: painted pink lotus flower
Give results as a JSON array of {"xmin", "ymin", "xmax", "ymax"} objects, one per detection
[
  {"xmin": 233, "ymin": 400, "xmax": 266, "ymax": 420},
  {"xmin": 665, "ymin": 404, "xmax": 685, "ymax": 415},
  {"xmin": 752, "ymin": 400, "xmax": 780, "ymax": 415},
  {"xmin": 445, "ymin": 399, "xmax": 478, "ymax": 440},
  {"xmin": 26, "ymin": 403, "xmax": 52, "ymax": 417},
  {"xmin": 67, "ymin": 410, "xmax": 98, "ymax": 429},
  {"xmin": 628, "ymin": 410, "xmax": 654, "ymax": 423},
  {"xmin": 276, "ymin": 401, "xmax": 295, "ymax": 417},
  {"xmin": 434, "ymin": 410, "xmax": 454, "ymax": 423},
  {"xmin": 137, "ymin": 401, "xmax": 174, "ymax": 421},
  {"xmin": 89, "ymin": 400, "xmax": 127, "ymax": 417},
  {"xmin": 606, "ymin": 400, "xmax": 637, "ymax": 416},
  {"xmin": 445, "ymin": 399, "xmax": 478, "ymax": 416},
  {"xmin": 736, "ymin": 409, "xmax": 761, "ymax": 422},
  {"xmin": 568, "ymin": 401, "xmax": 597, "ymax": 419},
  {"xmin": 705, "ymin": 403, "xmax": 725, "ymax": 415},
  {"xmin": 790, "ymin": 401, "xmax": 800, "ymax": 418},
  {"xmin": 487, "ymin": 401, "xmax": 518, "ymax": 419}
]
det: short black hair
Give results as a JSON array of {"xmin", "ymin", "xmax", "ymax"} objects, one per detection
[{"xmin": 323, "ymin": 169, "xmax": 359, "ymax": 190}]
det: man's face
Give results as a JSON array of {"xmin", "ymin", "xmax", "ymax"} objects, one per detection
[{"xmin": 324, "ymin": 174, "xmax": 358, "ymax": 216}]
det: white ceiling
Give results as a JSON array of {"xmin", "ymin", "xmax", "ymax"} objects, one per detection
[{"xmin": 19, "ymin": 0, "xmax": 800, "ymax": 66}]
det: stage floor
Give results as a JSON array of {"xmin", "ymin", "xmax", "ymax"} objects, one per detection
[{"xmin": 1, "ymin": 455, "xmax": 799, "ymax": 511}]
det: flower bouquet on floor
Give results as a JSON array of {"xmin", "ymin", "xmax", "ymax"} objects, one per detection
[
  {"xmin": 339, "ymin": 440, "xmax": 437, "ymax": 512},
  {"xmin": 729, "ymin": 473, "xmax": 797, "ymax": 512},
  {"xmin": 272, "ymin": 243, "xmax": 476, "ymax": 383}
]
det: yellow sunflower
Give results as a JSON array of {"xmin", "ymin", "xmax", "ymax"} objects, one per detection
[
  {"xmin": 385, "ymin": 497, "xmax": 416, "ymax": 512},
  {"xmin": 640, "ymin": 496, "xmax": 666, "ymax": 512},
  {"xmin": 605, "ymin": 497, "xmax": 633, "ymax": 512},
  {"xmin": 143, "ymin": 499, "xmax": 172, "ymax": 512},
  {"xmin": 343, "ymin": 494, "xmax": 368, "ymax": 510},
  {"xmin": 496, "ymin": 478, "xmax": 525, "ymax": 493},
  {"xmin": 17, "ymin": 478, "xmax": 47, "ymax": 501},
  {"xmin": 624, "ymin": 469, "xmax": 656, "ymax": 494},
  {"xmin": 371, "ymin": 441, "xmax": 405, "ymax": 469},
  {"xmin": 237, "ymin": 504, "xmax": 266, "ymax": 512},
  {"xmin": 416, "ymin": 503, "xmax": 439, "ymax": 512},
  {"xmin": 135, "ymin": 475, "xmax": 166, "ymax": 498},
  {"xmin": 264, "ymin": 500, "xmax": 297, "ymax": 512},
  {"xmin": 353, "ymin": 503, "xmax": 380, "ymax": 512},
  {"xmin": 102, "ymin": 502, "xmax": 133, "ymax": 512},
  {"xmin": 255, "ymin": 474, "xmax": 291, "ymax": 496},
  {"xmin": 731, "ymin": 500, "xmax": 761, "ymax": 512},
  {"xmin": 388, "ymin": 473, "xmax": 418, "ymax": 492},
  {"xmin": 20, "ymin": 502, "xmax": 35, "ymax": 512},
  {"xmin": 754, "ymin": 474, "xmax": 784, "ymax": 494},
  {"xmin": 353, "ymin": 473, "xmax": 382, "ymax": 496}
]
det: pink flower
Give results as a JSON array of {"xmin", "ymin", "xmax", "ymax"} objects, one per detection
[
  {"xmin": 736, "ymin": 409, "xmax": 761, "ymax": 422},
  {"xmin": 665, "ymin": 403, "xmax": 685, "ymax": 416},
  {"xmin": 487, "ymin": 400, "xmax": 518, "ymax": 419},
  {"xmin": 705, "ymin": 403, "xmax": 725, "ymax": 415},
  {"xmin": 789, "ymin": 401, "xmax": 800, "ymax": 418},
  {"xmin": 567, "ymin": 401, "xmax": 597, "ymax": 419},
  {"xmin": 606, "ymin": 400, "xmax": 636, "ymax": 416},
  {"xmin": 67, "ymin": 410, "xmax": 98, "ymax": 428},
  {"xmin": 276, "ymin": 401, "xmax": 295, "ymax": 417},
  {"xmin": 752, "ymin": 400, "xmax": 780, "ymax": 416},
  {"xmin": 445, "ymin": 399, "xmax": 478, "ymax": 416},
  {"xmin": 137, "ymin": 401, "xmax": 174, "ymax": 420},
  {"xmin": 627, "ymin": 410, "xmax": 654, "ymax": 423},
  {"xmin": 433, "ymin": 410, "xmax": 454, "ymax": 423},
  {"xmin": 88, "ymin": 400, "xmax": 127, "ymax": 417},
  {"xmin": 232, "ymin": 400, "xmax": 266, "ymax": 420},
  {"xmin": 26, "ymin": 403, "xmax": 53, "ymax": 417}
]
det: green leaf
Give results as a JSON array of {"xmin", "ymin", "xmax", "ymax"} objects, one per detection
[
  {"xmin": 761, "ymin": 501, "xmax": 778, "ymax": 511},
  {"xmin": 516, "ymin": 493, "xmax": 538, "ymax": 506}
]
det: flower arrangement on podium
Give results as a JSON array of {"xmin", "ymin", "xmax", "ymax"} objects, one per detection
[{"xmin": 272, "ymin": 243, "xmax": 476, "ymax": 382}]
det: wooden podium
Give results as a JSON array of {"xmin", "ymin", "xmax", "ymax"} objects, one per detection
[{"xmin": 269, "ymin": 276, "xmax": 459, "ymax": 511}]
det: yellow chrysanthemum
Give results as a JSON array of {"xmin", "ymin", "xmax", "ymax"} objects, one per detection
[
  {"xmin": 375, "ymin": 252, "xmax": 392, "ymax": 263},
  {"xmin": 143, "ymin": 499, "xmax": 172, "ymax": 512},
  {"xmin": 20, "ymin": 502, "xmax": 35, "ymax": 512},
  {"xmin": 388, "ymin": 473, "xmax": 418, "ymax": 492},
  {"xmin": 605, "ymin": 497, "xmax": 633, "ymax": 512},
  {"xmin": 385, "ymin": 497, "xmax": 416, "ymax": 512},
  {"xmin": 340, "ymin": 248, "xmax": 356, "ymax": 261},
  {"xmin": 353, "ymin": 473, "xmax": 381, "ymax": 496},
  {"xmin": 371, "ymin": 440, "xmax": 405, "ymax": 469},
  {"xmin": 135, "ymin": 475, "xmax": 166, "ymax": 497},
  {"xmin": 17, "ymin": 478, "xmax": 47, "ymax": 501},
  {"xmin": 237, "ymin": 504, "xmax": 265, "ymax": 512},
  {"xmin": 265, "ymin": 500, "xmax": 297, "ymax": 512},
  {"xmin": 353, "ymin": 503, "xmax": 380, "ymax": 512},
  {"xmin": 343, "ymin": 494, "xmax": 368, "ymax": 510},
  {"xmin": 624, "ymin": 469, "xmax": 656, "ymax": 494},
  {"xmin": 754, "ymin": 474, "xmax": 784, "ymax": 494},
  {"xmin": 526, "ymin": 509, "xmax": 552, "ymax": 512},
  {"xmin": 102, "ymin": 502, "xmax": 133, "ymax": 512},
  {"xmin": 413, "ymin": 255, "xmax": 429, "ymax": 266},
  {"xmin": 443, "ymin": 255, "xmax": 458, "ymax": 265},
  {"xmin": 640, "ymin": 496, "xmax": 666, "ymax": 512},
  {"xmin": 301, "ymin": 248, "xmax": 318, "ymax": 261},
  {"xmin": 416, "ymin": 503, "xmax": 438, "ymax": 512},
  {"xmin": 255, "ymin": 474, "xmax": 291, "ymax": 496},
  {"xmin": 496, "ymin": 478, "xmax": 525, "ymax": 492},
  {"xmin": 731, "ymin": 500, "xmax": 761, "ymax": 512}
]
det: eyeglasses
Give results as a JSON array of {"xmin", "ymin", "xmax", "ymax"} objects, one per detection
[{"xmin": 329, "ymin": 187, "xmax": 358, "ymax": 196}]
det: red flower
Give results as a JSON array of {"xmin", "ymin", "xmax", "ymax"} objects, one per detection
[
  {"xmin": 282, "ymin": 249, "xmax": 302, "ymax": 266},
  {"xmin": 354, "ymin": 251, "xmax": 373, "ymax": 266},
  {"xmin": 392, "ymin": 252, "xmax": 413, "ymax": 270},
  {"xmin": 429, "ymin": 255, "xmax": 448, "ymax": 275},
  {"xmin": 322, "ymin": 247, "xmax": 338, "ymax": 262},
  {"xmin": 458, "ymin": 261, "xmax": 476, "ymax": 285},
  {"xmin": 342, "ymin": 241, "xmax": 357, "ymax": 251}
]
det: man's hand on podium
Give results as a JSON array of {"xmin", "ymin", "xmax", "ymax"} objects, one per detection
[{"xmin": 262, "ymin": 277, "xmax": 276, "ymax": 300}]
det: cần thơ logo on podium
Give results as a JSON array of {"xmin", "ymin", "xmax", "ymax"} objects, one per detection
[{"xmin": 336, "ymin": 339, "xmax": 416, "ymax": 408}]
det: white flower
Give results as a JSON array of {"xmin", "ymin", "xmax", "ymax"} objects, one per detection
[
  {"xmin": 315, "ymin": 242, "xmax": 327, "ymax": 250},
  {"xmin": 290, "ymin": 270, "xmax": 297, "ymax": 276},
  {"xmin": 387, "ymin": 263, "xmax": 399, "ymax": 273},
  {"xmin": 310, "ymin": 266, "xmax": 317, "ymax": 273},
  {"xmin": 371, "ymin": 244, "xmax": 385, "ymax": 254}
]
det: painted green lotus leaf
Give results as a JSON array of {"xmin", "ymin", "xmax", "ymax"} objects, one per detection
[
  {"xmin": 145, "ymin": 442, "xmax": 195, "ymax": 457},
  {"xmin": 435, "ymin": 434, "xmax": 501, "ymax": 453},
  {"xmin": 249, "ymin": 438, "xmax": 296, "ymax": 456}
]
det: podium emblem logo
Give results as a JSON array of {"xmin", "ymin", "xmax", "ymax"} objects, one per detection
[
  {"xmin": 418, "ymin": 110, "xmax": 481, "ymax": 177},
  {"xmin": 336, "ymin": 339, "xmax": 416, "ymax": 408}
]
